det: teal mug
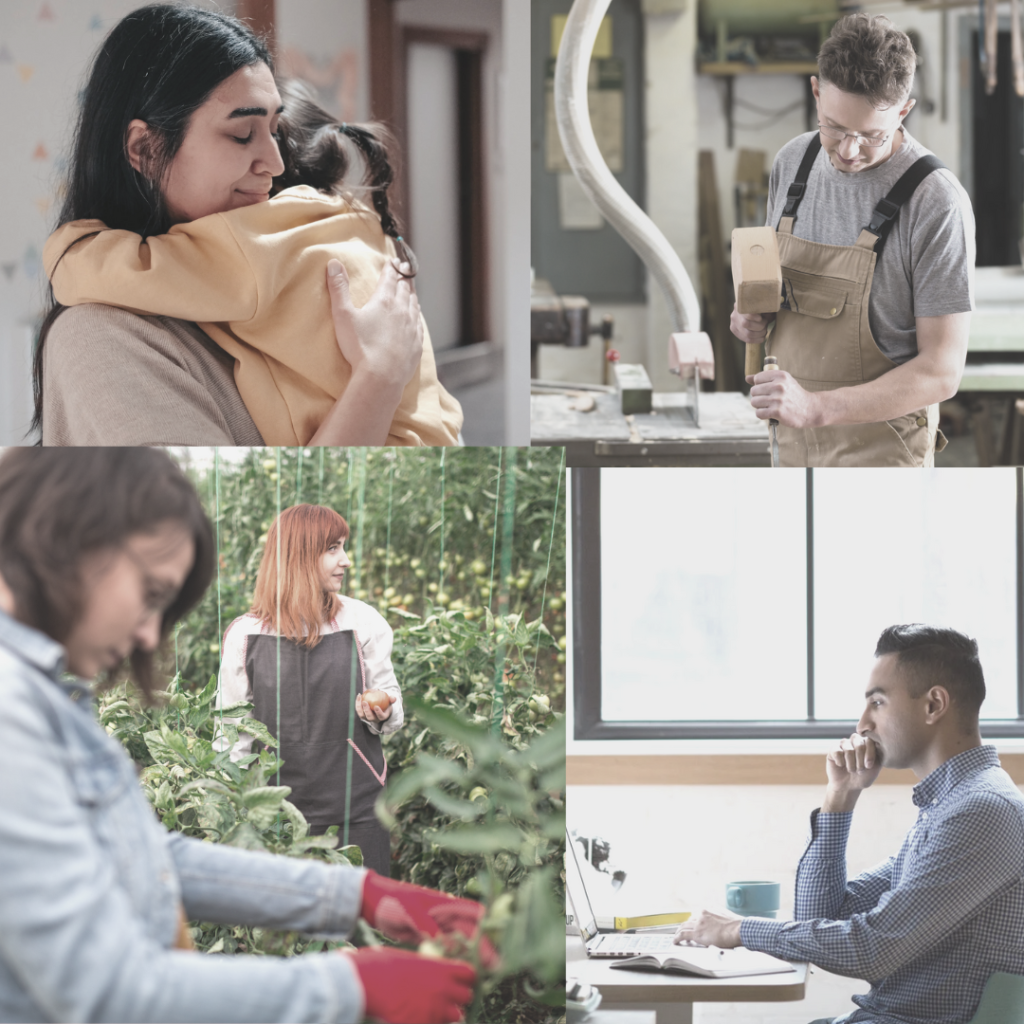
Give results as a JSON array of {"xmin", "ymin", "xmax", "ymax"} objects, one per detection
[{"xmin": 726, "ymin": 880, "xmax": 781, "ymax": 918}]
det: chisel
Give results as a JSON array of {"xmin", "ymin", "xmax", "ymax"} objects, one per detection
[{"xmin": 764, "ymin": 355, "xmax": 780, "ymax": 468}]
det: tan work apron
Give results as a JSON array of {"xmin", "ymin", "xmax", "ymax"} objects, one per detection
[{"xmin": 766, "ymin": 218, "xmax": 946, "ymax": 468}]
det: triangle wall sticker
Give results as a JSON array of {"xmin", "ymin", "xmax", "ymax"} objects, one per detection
[
  {"xmin": 1, "ymin": 263, "xmax": 16, "ymax": 281},
  {"xmin": 32, "ymin": 142, "xmax": 48, "ymax": 160},
  {"xmin": 17, "ymin": 65, "xmax": 34, "ymax": 82},
  {"xmin": 39, "ymin": 3, "xmax": 55, "ymax": 20},
  {"xmin": 0, "ymin": 44, "xmax": 13, "ymax": 63}
]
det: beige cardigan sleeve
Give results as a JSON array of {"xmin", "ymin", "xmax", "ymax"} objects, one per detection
[{"xmin": 44, "ymin": 217, "xmax": 259, "ymax": 323}]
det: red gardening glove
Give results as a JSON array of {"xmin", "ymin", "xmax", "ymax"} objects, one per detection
[
  {"xmin": 360, "ymin": 871, "xmax": 499, "ymax": 969},
  {"xmin": 346, "ymin": 946, "xmax": 475, "ymax": 1024}
]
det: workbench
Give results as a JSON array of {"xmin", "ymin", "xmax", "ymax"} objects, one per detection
[
  {"xmin": 955, "ymin": 265, "xmax": 1024, "ymax": 464},
  {"xmin": 530, "ymin": 389, "xmax": 771, "ymax": 466}
]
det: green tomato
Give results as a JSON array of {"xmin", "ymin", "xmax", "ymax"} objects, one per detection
[{"xmin": 488, "ymin": 893, "xmax": 514, "ymax": 924}]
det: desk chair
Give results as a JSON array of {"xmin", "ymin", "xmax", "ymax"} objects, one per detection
[{"xmin": 969, "ymin": 972, "xmax": 1024, "ymax": 1024}]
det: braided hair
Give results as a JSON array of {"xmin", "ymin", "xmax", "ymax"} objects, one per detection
[{"xmin": 273, "ymin": 79, "xmax": 417, "ymax": 277}]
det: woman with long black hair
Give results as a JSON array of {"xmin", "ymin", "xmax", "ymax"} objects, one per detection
[
  {"xmin": 218, "ymin": 504, "xmax": 401, "ymax": 876},
  {"xmin": 0, "ymin": 448, "xmax": 488, "ymax": 1024},
  {"xmin": 35, "ymin": 4, "xmax": 454, "ymax": 446}
]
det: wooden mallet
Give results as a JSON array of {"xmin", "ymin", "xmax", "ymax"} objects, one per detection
[{"xmin": 731, "ymin": 226, "xmax": 782, "ymax": 379}]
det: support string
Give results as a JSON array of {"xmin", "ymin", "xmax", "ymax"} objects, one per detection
[
  {"xmin": 491, "ymin": 448, "xmax": 518, "ymax": 735},
  {"xmin": 486, "ymin": 449, "xmax": 503, "ymax": 614},
  {"xmin": 438, "ymin": 448, "xmax": 446, "ymax": 601},
  {"xmin": 532, "ymin": 448, "xmax": 566, "ymax": 685}
]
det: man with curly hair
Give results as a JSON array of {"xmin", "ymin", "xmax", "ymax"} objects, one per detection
[{"xmin": 732, "ymin": 15, "xmax": 974, "ymax": 467}]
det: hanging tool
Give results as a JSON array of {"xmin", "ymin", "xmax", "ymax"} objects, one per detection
[
  {"xmin": 1013, "ymin": 0, "xmax": 1024, "ymax": 97},
  {"xmin": 985, "ymin": 0, "xmax": 998, "ymax": 95},
  {"xmin": 764, "ymin": 355, "xmax": 780, "ymax": 468}
]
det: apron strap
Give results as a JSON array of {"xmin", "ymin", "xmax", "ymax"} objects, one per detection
[
  {"xmin": 778, "ymin": 216, "xmax": 795, "ymax": 235},
  {"xmin": 777, "ymin": 134, "xmax": 822, "ymax": 228},
  {"xmin": 862, "ymin": 154, "xmax": 947, "ymax": 255},
  {"xmin": 855, "ymin": 228, "xmax": 880, "ymax": 251}
]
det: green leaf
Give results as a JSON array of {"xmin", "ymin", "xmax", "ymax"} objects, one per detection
[
  {"xmin": 224, "ymin": 821, "xmax": 268, "ymax": 851},
  {"xmin": 241, "ymin": 786, "xmax": 292, "ymax": 809},
  {"xmin": 425, "ymin": 823, "xmax": 524, "ymax": 854},
  {"xmin": 519, "ymin": 716, "xmax": 566, "ymax": 773},
  {"xmin": 237, "ymin": 717, "xmax": 277, "ymax": 749},
  {"xmin": 338, "ymin": 843, "xmax": 363, "ymax": 867},
  {"xmin": 422, "ymin": 785, "xmax": 487, "ymax": 822},
  {"xmin": 405, "ymin": 696, "xmax": 501, "ymax": 760}
]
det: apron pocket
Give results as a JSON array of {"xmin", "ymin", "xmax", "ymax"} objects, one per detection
[{"xmin": 782, "ymin": 272, "xmax": 848, "ymax": 320}]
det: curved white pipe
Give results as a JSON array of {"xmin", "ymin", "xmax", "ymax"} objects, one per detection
[{"xmin": 554, "ymin": 0, "xmax": 702, "ymax": 334}]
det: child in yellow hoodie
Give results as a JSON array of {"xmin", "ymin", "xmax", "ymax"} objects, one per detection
[{"xmin": 43, "ymin": 81, "xmax": 462, "ymax": 447}]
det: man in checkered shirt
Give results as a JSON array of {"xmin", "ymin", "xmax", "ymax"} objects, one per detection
[{"xmin": 674, "ymin": 624, "xmax": 1024, "ymax": 1024}]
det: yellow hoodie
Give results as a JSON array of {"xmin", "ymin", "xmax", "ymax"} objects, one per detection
[{"xmin": 43, "ymin": 185, "xmax": 463, "ymax": 446}]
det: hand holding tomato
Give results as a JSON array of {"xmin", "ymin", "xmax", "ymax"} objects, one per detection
[{"xmin": 356, "ymin": 688, "xmax": 395, "ymax": 722}]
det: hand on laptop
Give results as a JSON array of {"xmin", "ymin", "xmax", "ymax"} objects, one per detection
[{"xmin": 673, "ymin": 909, "xmax": 742, "ymax": 949}]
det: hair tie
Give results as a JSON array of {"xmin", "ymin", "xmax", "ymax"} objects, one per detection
[{"xmin": 396, "ymin": 235, "xmax": 403, "ymax": 241}]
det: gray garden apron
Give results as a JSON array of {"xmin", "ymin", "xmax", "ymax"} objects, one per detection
[{"xmin": 246, "ymin": 630, "xmax": 387, "ymax": 829}]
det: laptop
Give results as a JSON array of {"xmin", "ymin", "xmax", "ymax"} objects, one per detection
[{"xmin": 566, "ymin": 828, "xmax": 689, "ymax": 958}]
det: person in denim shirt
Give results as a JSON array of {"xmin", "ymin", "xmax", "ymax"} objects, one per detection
[
  {"xmin": 0, "ymin": 448, "xmax": 483, "ymax": 1024},
  {"xmin": 674, "ymin": 625, "xmax": 1024, "ymax": 1024}
]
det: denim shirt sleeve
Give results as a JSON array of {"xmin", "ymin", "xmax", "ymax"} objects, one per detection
[
  {"xmin": 0, "ymin": 654, "xmax": 366, "ymax": 1023},
  {"xmin": 168, "ymin": 832, "xmax": 366, "ymax": 935}
]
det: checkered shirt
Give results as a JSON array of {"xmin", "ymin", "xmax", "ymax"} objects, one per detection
[{"xmin": 740, "ymin": 745, "xmax": 1024, "ymax": 1024}]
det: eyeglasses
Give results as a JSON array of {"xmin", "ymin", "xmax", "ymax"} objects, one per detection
[{"xmin": 817, "ymin": 123, "xmax": 892, "ymax": 148}]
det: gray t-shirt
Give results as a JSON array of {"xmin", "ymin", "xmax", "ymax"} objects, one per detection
[{"xmin": 766, "ymin": 128, "xmax": 975, "ymax": 364}]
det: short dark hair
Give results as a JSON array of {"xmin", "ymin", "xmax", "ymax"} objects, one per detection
[
  {"xmin": 818, "ymin": 14, "xmax": 917, "ymax": 108},
  {"xmin": 0, "ymin": 448, "xmax": 213, "ymax": 698},
  {"xmin": 874, "ymin": 624, "xmax": 985, "ymax": 721}
]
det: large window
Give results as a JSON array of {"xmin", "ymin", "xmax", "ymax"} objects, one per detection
[{"xmin": 573, "ymin": 468, "xmax": 1024, "ymax": 739}]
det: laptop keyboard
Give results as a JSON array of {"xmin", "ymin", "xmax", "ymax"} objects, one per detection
[{"xmin": 597, "ymin": 933, "xmax": 679, "ymax": 953}]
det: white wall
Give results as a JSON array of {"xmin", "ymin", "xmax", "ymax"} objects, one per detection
[
  {"xmin": 645, "ymin": 2, "xmax": 699, "ymax": 393},
  {"xmin": 276, "ymin": 0, "xmax": 368, "ymax": 122},
  {"xmin": 405, "ymin": 41, "xmax": 461, "ymax": 352},
  {"xmin": 0, "ymin": 0, "xmax": 234, "ymax": 443},
  {"xmin": 394, "ymin": 0, "xmax": 530, "ymax": 443}
]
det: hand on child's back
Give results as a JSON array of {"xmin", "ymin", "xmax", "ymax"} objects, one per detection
[{"xmin": 326, "ymin": 258, "xmax": 423, "ymax": 389}]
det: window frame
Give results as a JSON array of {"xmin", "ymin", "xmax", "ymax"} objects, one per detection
[{"xmin": 571, "ymin": 467, "xmax": 1024, "ymax": 740}]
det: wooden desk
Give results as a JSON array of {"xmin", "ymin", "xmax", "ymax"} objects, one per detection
[{"xmin": 567, "ymin": 937, "xmax": 808, "ymax": 1024}]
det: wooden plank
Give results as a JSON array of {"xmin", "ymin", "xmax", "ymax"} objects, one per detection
[
  {"xmin": 568, "ymin": 754, "xmax": 1024, "ymax": 786},
  {"xmin": 699, "ymin": 61, "xmax": 819, "ymax": 75},
  {"xmin": 698, "ymin": 150, "xmax": 739, "ymax": 391}
]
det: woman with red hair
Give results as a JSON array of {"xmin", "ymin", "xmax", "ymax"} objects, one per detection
[{"xmin": 218, "ymin": 504, "xmax": 401, "ymax": 876}]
